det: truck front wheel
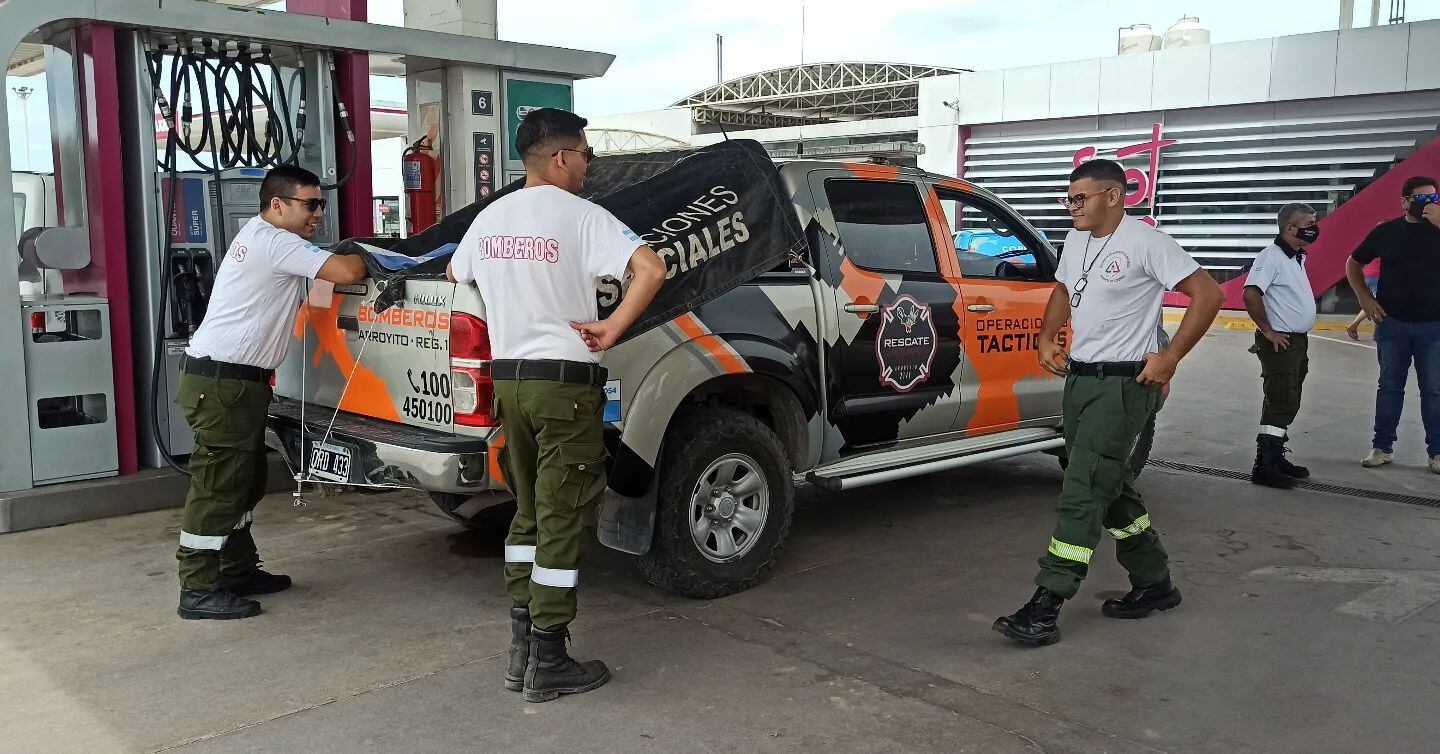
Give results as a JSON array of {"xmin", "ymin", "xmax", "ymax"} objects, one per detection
[{"xmin": 636, "ymin": 408, "xmax": 795, "ymax": 599}]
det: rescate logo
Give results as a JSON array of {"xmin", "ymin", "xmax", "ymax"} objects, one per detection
[{"xmin": 876, "ymin": 295, "xmax": 938, "ymax": 393}]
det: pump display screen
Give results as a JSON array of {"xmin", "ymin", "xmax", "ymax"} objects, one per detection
[{"xmin": 221, "ymin": 180, "xmax": 262, "ymax": 207}]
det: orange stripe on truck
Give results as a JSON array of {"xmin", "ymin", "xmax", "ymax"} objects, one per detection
[{"xmin": 673, "ymin": 313, "xmax": 748, "ymax": 375}]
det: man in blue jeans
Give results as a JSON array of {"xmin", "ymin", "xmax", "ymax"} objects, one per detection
[{"xmin": 1346, "ymin": 175, "xmax": 1440, "ymax": 475}]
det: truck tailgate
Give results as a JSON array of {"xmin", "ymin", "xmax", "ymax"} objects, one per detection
[{"xmin": 275, "ymin": 278, "xmax": 459, "ymax": 432}]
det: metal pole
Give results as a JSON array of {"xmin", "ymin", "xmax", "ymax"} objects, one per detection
[
  {"xmin": 716, "ymin": 34, "xmax": 723, "ymax": 83},
  {"xmin": 1340, "ymin": 0, "xmax": 1355, "ymax": 29},
  {"xmin": 1370, "ymin": 0, "xmax": 1382, "ymax": 25},
  {"xmin": 11, "ymin": 86, "xmax": 33, "ymax": 170},
  {"xmin": 800, "ymin": 0, "xmax": 806, "ymax": 65}
]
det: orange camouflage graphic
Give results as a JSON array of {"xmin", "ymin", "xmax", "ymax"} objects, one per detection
[
  {"xmin": 293, "ymin": 299, "xmax": 402, "ymax": 422},
  {"xmin": 922, "ymin": 184, "xmax": 1062, "ymax": 434}
]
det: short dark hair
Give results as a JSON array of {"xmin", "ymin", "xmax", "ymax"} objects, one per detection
[
  {"xmin": 1069, "ymin": 158, "xmax": 1126, "ymax": 187},
  {"xmin": 260, "ymin": 165, "xmax": 321, "ymax": 210},
  {"xmin": 515, "ymin": 108, "xmax": 588, "ymax": 163},
  {"xmin": 1402, "ymin": 175, "xmax": 1438, "ymax": 197}
]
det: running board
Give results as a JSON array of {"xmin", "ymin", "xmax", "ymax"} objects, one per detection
[{"xmin": 806, "ymin": 436, "xmax": 1065, "ymax": 492}]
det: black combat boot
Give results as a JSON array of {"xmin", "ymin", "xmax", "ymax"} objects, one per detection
[
  {"xmin": 1275, "ymin": 436, "xmax": 1310, "ymax": 479},
  {"xmin": 1102, "ymin": 577, "xmax": 1183, "ymax": 619},
  {"xmin": 504, "ymin": 607, "xmax": 532, "ymax": 692},
  {"xmin": 177, "ymin": 589, "xmax": 261, "ymax": 620},
  {"xmin": 220, "ymin": 569, "xmax": 292, "ymax": 596},
  {"xmin": 523, "ymin": 626, "xmax": 610, "ymax": 703},
  {"xmin": 991, "ymin": 587, "xmax": 1065, "ymax": 646},
  {"xmin": 1251, "ymin": 436, "xmax": 1297, "ymax": 489}
]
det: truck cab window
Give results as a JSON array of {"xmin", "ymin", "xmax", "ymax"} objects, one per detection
[
  {"xmin": 824, "ymin": 178, "xmax": 937, "ymax": 275},
  {"xmin": 937, "ymin": 188, "xmax": 1055, "ymax": 282}
]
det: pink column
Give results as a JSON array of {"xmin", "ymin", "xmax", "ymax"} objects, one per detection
[
  {"xmin": 65, "ymin": 23, "xmax": 138, "ymax": 474},
  {"xmin": 288, "ymin": 0, "xmax": 373, "ymax": 240}
]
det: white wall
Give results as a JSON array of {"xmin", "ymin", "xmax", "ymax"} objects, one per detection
[{"xmin": 918, "ymin": 19, "xmax": 1440, "ymax": 180}]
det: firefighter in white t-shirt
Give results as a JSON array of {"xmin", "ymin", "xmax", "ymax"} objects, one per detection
[
  {"xmin": 448, "ymin": 108, "xmax": 665, "ymax": 702},
  {"xmin": 1243, "ymin": 203, "xmax": 1320, "ymax": 489},
  {"xmin": 175, "ymin": 165, "xmax": 366, "ymax": 621},
  {"xmin": 993, "ymin": 159, "xmax": 1224, "ymax": 646}
]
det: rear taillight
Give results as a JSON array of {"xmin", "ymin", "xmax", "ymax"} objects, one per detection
[{"xmin": 450, "ymin": 313, "xmax": 495, "ymax": 427}]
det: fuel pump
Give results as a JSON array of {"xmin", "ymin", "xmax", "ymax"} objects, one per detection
[
  {"xmin": 402, "ymin": 136, "xmax": 440, "ymax": 235},
  {"xmin": 136, "ymin": 36, "xmax": 347, "ymax": 471}
]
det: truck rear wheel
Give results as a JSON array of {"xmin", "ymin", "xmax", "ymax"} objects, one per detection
[
  {"xmin": 428, "ymin": 491, "xmax": 516, "ymax": 535},
  {"xmin": 636, "ymin": 407, "xmax": 795, "ymax": 599}
]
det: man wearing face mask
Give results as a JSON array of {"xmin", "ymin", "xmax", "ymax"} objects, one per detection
[
  {"xmin": 1346, "ymin": 176, "xmax": 1440, "ymax": 475},
  {"xmin": 1242, "ymin": 204, "xmax": 1320, "ymax": 489}
]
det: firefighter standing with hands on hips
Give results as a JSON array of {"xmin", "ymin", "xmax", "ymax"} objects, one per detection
[
  {"xmin": 993, "ymin": 159, "xmax": 1223, "ymax": 646},
  {"xmin": 175, "ymin": 166, "xmax": 367, "ymax": 621},
  {"xmin": 448, "ymin": 108, "xmax": 665, "ymax": 702},
  {"xmin": 1242, "ymin": 203, "xmax": 1320, "ymax": 489}
]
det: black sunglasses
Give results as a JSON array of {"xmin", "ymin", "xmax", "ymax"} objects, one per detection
[
  {"xmin": 278, "ymin": 196, "xmax": 327, "ymax": 213},
  {"xmin": 552, "ymin": 146, "xmax": 596, "ymax": 163}
]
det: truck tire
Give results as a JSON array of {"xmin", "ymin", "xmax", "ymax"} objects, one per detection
[
  {"xmin": 636, "ymin": 407, "xmax": 795, "ymax": 599},
  {"xmin": 428, "ymin": 492, "xmax": 516, "ymax": 535}
]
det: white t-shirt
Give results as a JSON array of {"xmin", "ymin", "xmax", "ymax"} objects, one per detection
[
  {"xmin": 1244, "ymin": 241, "xmax": 1316, "ymax": 334},
  {"xmin": 186, "ymin": 215, "xmax": 332, "ymax": 370},
  {"xmin": 450, "ymin": 185, "xmax": 642, "ymax": 363},
  {"xmin": 1057, "ymin": 215, "xmax": 1200, "ymax": 363}
]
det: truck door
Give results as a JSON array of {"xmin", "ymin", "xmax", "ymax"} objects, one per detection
[
  {"xmin": 808, "ymin": 168, "xmax": 965, "ymax": 453},
  {"xmin": 931, "ymin": 181, "xmax": 1063, "ymax": 434}
]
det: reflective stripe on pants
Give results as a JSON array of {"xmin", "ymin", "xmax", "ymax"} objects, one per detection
[
  {"xmin": 1108, "ymin": 514, "xmax": 1151, "ymax": 540},
  {"xmin": 1047, "ymin": 538, "xmax": 1093, "ymax": 564},
  {"xmin": 531, "ymin": 565, "xmax": 579, "ymax": 588}
]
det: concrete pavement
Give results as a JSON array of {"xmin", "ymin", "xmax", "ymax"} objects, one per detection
[{"xmin": 2, "ymin": 328, "xmax": 1438, "ymax": 753}]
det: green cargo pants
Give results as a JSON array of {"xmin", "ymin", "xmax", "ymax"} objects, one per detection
[
  {"xmin": 493, "ymin": 379, "xmax": 610, "ymax": 632},
  {"xmin": 1036, "ymin": 374, "xmax": 1170, "ymax": 600},
  {"xmin": 1252, "ymin": 331, "xmax": 1308, "ymax": 431},
  {"xmin": 175, "ymin": 370, "xmax": 272, "ymax": 591}
]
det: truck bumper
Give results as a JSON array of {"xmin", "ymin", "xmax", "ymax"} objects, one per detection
[{"xmin": 265, "ymin": 399, "xmax": 498, "ymax": 494}]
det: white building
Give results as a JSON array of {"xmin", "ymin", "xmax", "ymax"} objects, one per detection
[{"xmin": 594, "ymin": 19, "xmax": 1440, "ymax": 288}]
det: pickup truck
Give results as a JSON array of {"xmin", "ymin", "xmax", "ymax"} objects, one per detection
[{"xmin": 266, "ymin": 158, "xmax": 1066, "ymax": 599}]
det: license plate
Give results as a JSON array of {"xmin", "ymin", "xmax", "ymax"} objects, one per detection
[{"xmin": 307, "ymin": 441, "xmax": 353, "ymax": 482}]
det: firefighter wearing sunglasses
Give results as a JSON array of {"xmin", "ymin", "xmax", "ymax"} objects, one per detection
[
  {"xmin": 993, "ymin": 159, "xmax": 1223, "ymax": 646},
  {"xmin": 174, "ymin": 165, "xmax": 367, "ymax": 621}
]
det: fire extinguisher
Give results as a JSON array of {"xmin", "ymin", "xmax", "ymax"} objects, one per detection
[{"xmin": 402, "ymin": 136, "xmax": 440, "ymax": 236}]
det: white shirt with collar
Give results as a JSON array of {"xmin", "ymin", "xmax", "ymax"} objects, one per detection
[
  {"xmin": 186, "ymin": 215, "xmax": 333, "ymax": 370},
  {"xmin": 1057, "ymin": 214, "xmax": 1200, "ymax": 364},
  {"xmin": 1244, "ymin": 239, "xmax": 1316, "ymax": 334}
]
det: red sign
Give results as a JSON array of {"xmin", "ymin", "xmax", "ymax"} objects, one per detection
[{"xmin": 1073, "ymin": 123, "xmax": 1176, "ymax": 227}]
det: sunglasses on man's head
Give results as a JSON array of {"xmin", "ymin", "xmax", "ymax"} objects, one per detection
[
  {"xmin": 278, "ymin": 196, "xmax": 327, "ymax": 213},
  {"xmin": 1409, "ymin": 193, "xmax": 1440, "ymax": 203}
]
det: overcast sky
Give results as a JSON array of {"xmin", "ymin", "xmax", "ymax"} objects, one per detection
[
  {"xmin": 372, "ymin": 0, "xmax": 1440, "ymax": 115},
  {"xmin": 8, "ymin": 1, "xmax": 1440, "ymax": 169}
]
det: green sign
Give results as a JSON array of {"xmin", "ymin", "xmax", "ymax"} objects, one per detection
[{"xmin": 504, "ymin": 78, "xmax": 574, "ymax": 162}]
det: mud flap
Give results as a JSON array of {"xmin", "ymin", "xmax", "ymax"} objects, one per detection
[{"xmin": 597, "ymin": 480, "xmax": 658, "ymax": 555}]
